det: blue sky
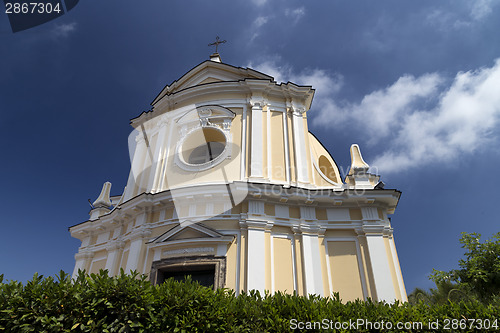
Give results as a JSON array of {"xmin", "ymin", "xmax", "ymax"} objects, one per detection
[{"xmin": 1, "ymin": 0, "xmax": 499, "ymax": 294}]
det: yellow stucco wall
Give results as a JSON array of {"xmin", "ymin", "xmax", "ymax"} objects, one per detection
[
  {"xmin": 273, "ymin": 237, "xmax": 294, "ymax": 293},
  {"xmin": 90, "ymin": 258, "xmax": 106, "ymax": 274},
  {"xmin": 271, "ymin": 111, "xmax": 286, "ymax": 181},
  {"xmin": 225, "ymin": 239, "xmax": 238, "ymax": 290},
  {"xmin": 327, "ymin": 241, "xmax": 364, "ymax": 302}
]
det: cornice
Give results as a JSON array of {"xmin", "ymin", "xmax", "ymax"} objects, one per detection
[
  {"xmin": 70, "ymin": 182, "xmax": 401, "ymax": 237},
  {"xmin": 133, "ymin": 79, "xmax": 314, "ymax": 127}
]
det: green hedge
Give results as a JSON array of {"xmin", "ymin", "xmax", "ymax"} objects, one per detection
[{"xmin": 1, "ymin": 270, "xmax": 499, "ymax": 332}]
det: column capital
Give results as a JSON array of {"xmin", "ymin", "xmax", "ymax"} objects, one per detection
[
  {"xmin": 290, "ymin": 106, "xmax": 306, "ymax": 116},
  {"xmin": 74, "ymin": 251, "xmax": 94, "ymax": 261},
  {"xmin": 128, "ymin": 225, "xmax": 152, "ymax": 240},
  {"xmin": 241, "ymin": 219, "xmax": 273, "ymax": 231},
  {"xmin": 106, "ymin": 239, "xmax": 125, "ymax": 252},
  {"xmin": 293, "ymin": 224, "xmax": 326, "ymax": 236},
  {"xmin": 249, "ymin": 98, "xmax": 267, "ymax": 109},
  {"xmin": 360, "ymin": 224, "xmax": 393, "ymax": 236}
]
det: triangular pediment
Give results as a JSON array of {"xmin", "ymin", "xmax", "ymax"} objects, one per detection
[
  {"xmin": 169, "ymin": 228, "xmax": 207, "ymax": 241},
  {"xmin": 152, "ymin": 61, "xmax": 273, "ymax": 105},
  {"xmin": 149, "ymin": 222, "xmax": 225, "ymax": 244}
]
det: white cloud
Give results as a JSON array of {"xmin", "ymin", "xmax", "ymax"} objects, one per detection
[
  {"xmin": 471, "ymin": 0, "xmax": 498, "ymax": 20},
  {"xmin": 251, "ymin": 0, "xmax": 267, "ymax": 6},
  {"xmin": 285, "ymin": 7, "xmax": 305, "ymax": 24},
  {"xmin": 51, "ymin": 22, "xmax": 77, "ymax": 38},
  {"xmin": 253, "ymin": 16, "xmax": 269, "ymax": 29},
  {"xmin": 249, "ymin": 57, "xmax": 343, "ymax": 94},
  {"xmin": 426, "ymin": 0, "xmax": 499, "ymax": 30},
  {"xmin": 315, "ymin": 73, "xmax": 443, "ymax": 141},
  {"xmin": 249, "ymin": 16, "xmax": 269, "ymax": 42},
  {"xmin": 371, "ymin": 60, "xmax": 500, "ymax": 172},
  {"xmin": 249, "ymin": 57, "xmax": 500, "ymax": 174}
]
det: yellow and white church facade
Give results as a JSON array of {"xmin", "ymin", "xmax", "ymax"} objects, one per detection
[{"xmin": 70, "ymin": 53, "xmax": 407, "ymax": 303}]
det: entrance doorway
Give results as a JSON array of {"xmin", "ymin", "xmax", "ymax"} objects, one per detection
[
  {"xmin": 150, "ymin": 256, "xmax": 226, "ymax": 289},
  {"xmin": 158, "ymin": 264, "xmax": 216, "ymax": 287}
]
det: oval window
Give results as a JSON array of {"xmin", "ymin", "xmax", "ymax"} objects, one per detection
[
  {"xmin": 181, "ymin": 127, "xmax": 227, "ymax": 165},
  {"xmin": 318, "ymin": 155, "xmax": 337, "ymax": 183}
]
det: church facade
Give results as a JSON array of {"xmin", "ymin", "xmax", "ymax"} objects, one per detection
[{"xmin": 69, "ymin": 53, "xmax": 407, "ymax": 303}]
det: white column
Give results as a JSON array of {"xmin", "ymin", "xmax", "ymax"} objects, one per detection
[
  {"xmin": 105, "ymin": 250, "xmax": 119, "ymax": 276},
  {"xmin": 240, "ymin": 105, "xmax": 248, "ymax": 180},
  {"xmin": 266, "ymin": 106, "xmax": 272, "ymax": 180},
  {"xmin": 246, "ymin": 221, "xmax": 267, "ymax": 295},
  {"xmin": 135, "ymin": 211, "xmax": 147, "ymax": 226},
  {"xmin": 136, "ymin": 132, "xmax": 153, "ymax": 194},
  {"xmin": 125, "ymin": 238, "xmax": 144, "ymax": 273},
  {"xmin": 72, "ymin": 252, "xmax": 92, "ymax": 279},
  {"xmin": 360, "ymin": 206, "xmax": 397, "ymax": 303},
  {"xmin": 72, "ymin": 259, "xmax": 86, "ymax": 279},
  {"xmin": 125, "ymin": 213, "xmax": 149, "ymax": 273},
  {"xmin": 124, "ymin": 133, "xmax": 148, "ymax": 200},
  {"xmin": 148, "ymin": 119, "xmax": 169, "ymax": 193},
  {"xmin": 158, "ymin": 120, "xmax": 175, "ymax": 191},
  {"xmin": 389, "ymin": 236, "xmax": 407, "ymax": 302},
  {"xmin": 250, "ymin": 100, "xmax": 264, "ymax": 179},
  {"xmin": 364, "ymin": 233, "xmax": 397, "ymax": 303},
  {"xmin": 291, "ymin": 107, "xmax": 309, "ymax": 184},
  {"xmin": 282, "ymin": 111, "xmax": 291, "ymax": 186},
  {"xmin": 301, "ymin": 230, "xmax": 324, "ymax": 296},
  {"xmin": 105, "ymin": 241, "xmax": 124, "ymax": 276}
]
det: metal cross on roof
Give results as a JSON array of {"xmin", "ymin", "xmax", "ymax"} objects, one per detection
[{"xmin": 208, "ymin": 36, "xmax": 227, "ymax": 53}]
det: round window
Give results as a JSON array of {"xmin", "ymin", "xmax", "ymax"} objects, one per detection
[{"xmin": 181, "ymin": 127, "xmax": 227, "ymax": 166}]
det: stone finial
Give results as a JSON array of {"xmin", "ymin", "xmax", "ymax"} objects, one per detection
[
  {"xmin": 348, "ymin": 144, "xmax": 370, "ymax": 175},
  {"xmin": 93, "ymin": 182, "xmax": 112, "ymax": 208},
  {"xmin": 345, "ymin": 144, "xmax": 380, "ymax": 189}
]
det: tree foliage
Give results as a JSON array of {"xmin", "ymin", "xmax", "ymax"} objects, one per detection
[{"xmin": 429, "ymin": 231, "xmax": 500, "ymax": 302}]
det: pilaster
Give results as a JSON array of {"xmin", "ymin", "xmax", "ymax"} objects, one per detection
[
  {"xmin": 243, "ymin": 219, "xmax": 272, "ymax": 295},
  {"xmin": 105, "ymin": 240, "xmax": 125, "ymax": 276},
  {"xmin": 148, "ymin": 117, "xmax": 169, "ymax": 193},
  {"xmin": 358, "ymin": 204, "xmax": 397, "ymax": 303},
  {"xmin": 124, "ymin": 222, "xmax": 151, "ymax": 273},
  {"xmin": 289, "ymin": 105, "xmax": 309, "ymax": 185},
  {"xmin": 125, "ymin": 133, "xmax": 149, "ymax": 199},
  {"xmin": 72, "ymin": 251, "xmax": 94, "ymax": 279},
  {"xmin": 249, "ymin": 99, "xmax": 265, "ymax": 179},
  {"xmin": 295, "ymin": 225, "xmax": 325, "ymax": 296}
]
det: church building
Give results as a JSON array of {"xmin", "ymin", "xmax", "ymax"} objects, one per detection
[{"xmin": 69, "ymin": 50, "xmax": 407, "ymax": 303}]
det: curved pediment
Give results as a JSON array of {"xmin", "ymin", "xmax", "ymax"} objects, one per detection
[
  {"xmin": 152, "ymin": 60, "xmax": 273, "ymax": 105},
  {"xmin": 176, "ymin": 105, "xmax": 235, "ymax": 125},
  {"xmin": 149, "ymin": 222, "xmax": 226, "ymax": 244}
]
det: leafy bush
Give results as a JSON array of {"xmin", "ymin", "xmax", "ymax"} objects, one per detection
[
  {"xmin": 430, "ymin": 232, "xmax": 500, "ymax": 302},
  {"xmin": 1, "ymin": 270, "xmax": 499, "ymax": 332}
]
